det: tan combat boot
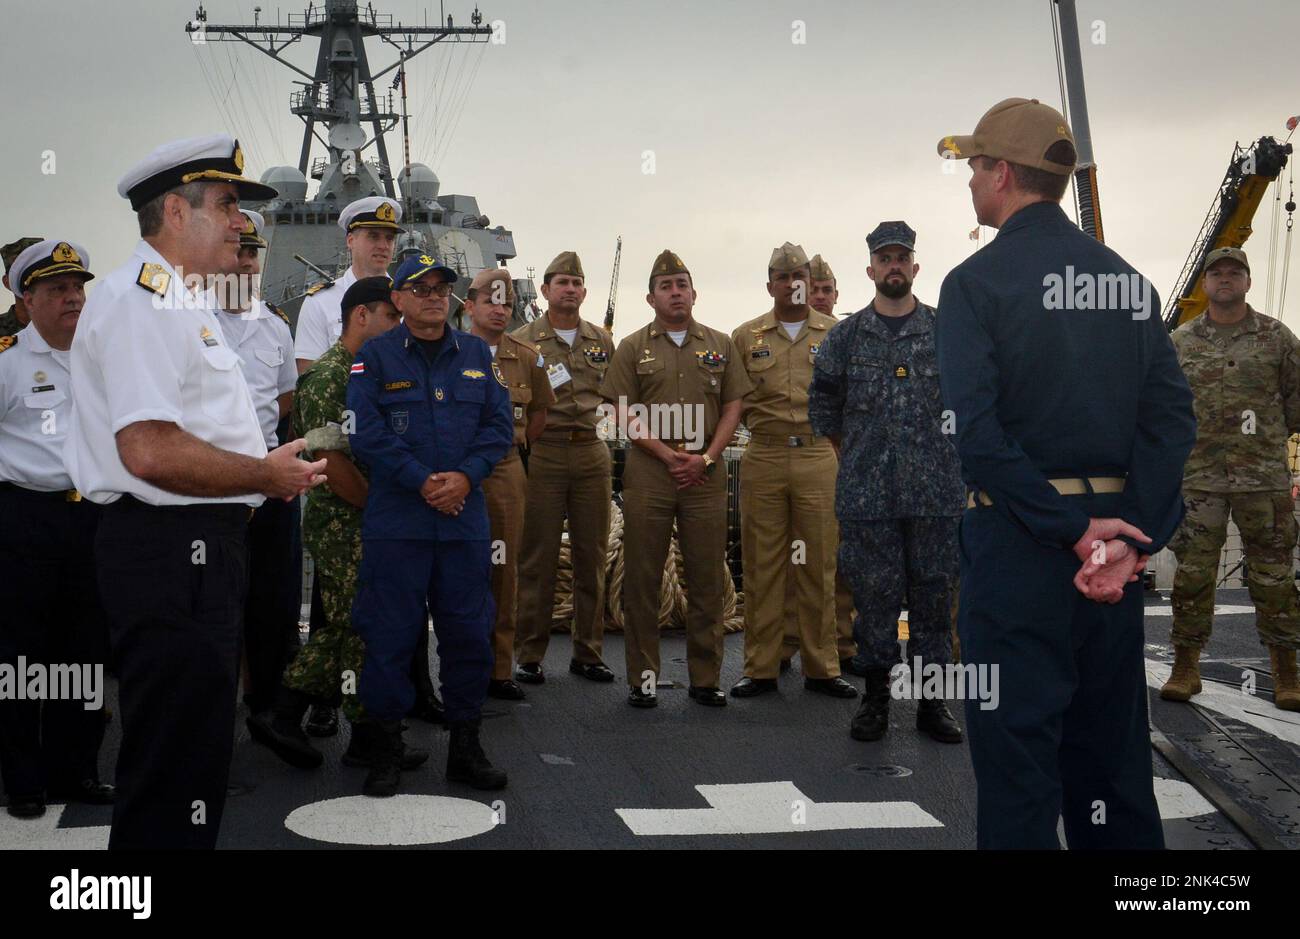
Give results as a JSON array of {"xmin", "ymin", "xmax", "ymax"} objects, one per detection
[
  {"xmin": 1159, "ymin": 645, "xmax": 1202, "ymax": 701},
  {"xmin": 1268, "ymin": 646, "xmax": 1300, "ymax": 712}
]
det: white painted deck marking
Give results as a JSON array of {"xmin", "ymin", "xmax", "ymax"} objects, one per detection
[
  {"xmin": 1154, "ymin": 778, "xmax": 1216, "ymax": 819},
  {"xmin": 616, "ymin": 781, "xmax": 943, "ymax": 836},
  {"xmin": 1145, "ymin": 658, "xmax": 1300, "ymax": 747},
  {"xmin": 0, "ymin": 804, "xmax": 109, "ymax": 850},
  {"xmin": 284, "ymin": 794, "xmax": 499, "ymax": 845},
  {"xmin": 1143, "ymin": 605, "xmax": 1256, "ymax": 617}
]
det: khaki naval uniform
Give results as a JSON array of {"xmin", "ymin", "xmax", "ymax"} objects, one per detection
[
  {"xmin": 512, "ymin": 313, "xmax": 615, "ymax": 666},
  {"xmin": 733, "ymin": 308, "xmax": 842, "ymax": 679},
  {"xmin": 604, "ymin": 319, "xmax": 752, "ymax": 689},
  {"xmin": 483, "ymin": 332, "xmax": 555, "ymax": 679}
]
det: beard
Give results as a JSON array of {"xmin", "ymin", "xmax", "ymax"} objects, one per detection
[{"xmin": 877, "ymin": 277, "xmax": 911, "ymax": 300}]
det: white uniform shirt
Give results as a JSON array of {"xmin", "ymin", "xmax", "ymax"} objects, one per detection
[
  {"xmin": 217, "ymin": 301, "xmax": 296, "ymax": 448},
  {"xmin": 64, "ymin": 240, "xmax": 268, "ymax": 506},
  {"xmin": 0, "ymin": 324, "xmax": 75, "ymax": 491},
  {"xmin": 293, "ymin": 267, "xmax": 357, "ymax": 362}
]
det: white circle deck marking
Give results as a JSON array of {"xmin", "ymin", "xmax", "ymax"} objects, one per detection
[{"xmin": 285, "ymin": 795, "xmax": 499, "ymax": 845}]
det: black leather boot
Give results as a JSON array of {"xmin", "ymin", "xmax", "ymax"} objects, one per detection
[
  {"xmin": 446, "ymin": 719, "xmax": 507, "ymax": 790},
  {"xmin": 917, "ymin": 698, "xmax": 963, "ymax": 743},
  {"xmin": 247, "ymin": 687, "xmax": 323, "ymax": 768},
  {"xmin": 343, "ymin": 721, "xmax": 430, "ymax": 770},
  {"xmin": 849, "ymin": 667, "xmax": 892, "ymax": 742},
  {"xmin": 362, "ymin": 720, "xmax": 405, "ymax": 798}
]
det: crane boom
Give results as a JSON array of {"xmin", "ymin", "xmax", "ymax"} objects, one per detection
[
  {"xmin": 604, "ymin": 236, "xmax": 622, "ymax": 332},
  {"xmin": 1164, "ymin": 136, "xmax": 1292, "ymax": 330}
]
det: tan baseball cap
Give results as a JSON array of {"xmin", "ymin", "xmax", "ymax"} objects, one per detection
[
  {"xmin": 809, "ymin": 254, "xmax": 835, "ymax": 283},
  {"xmin": 469, "ymin": 267, "xmax": 516, "ymax": 304},
  {"xmin": 768, "ymin": 242, "xmax": 809, "ymax": 274},
  {"xmin": 937, "ymin": 97, "xmax": 1077, "ymax": 175},
  {"xmin": 544, "ymin": 251, "xmax": 584, "ymax": 280},
  {"xmin": 1202, "ymin": 246, "xmax": 1249, "ymax": 274}
]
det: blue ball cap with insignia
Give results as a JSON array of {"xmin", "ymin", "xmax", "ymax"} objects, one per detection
[
  {"xmin": 117, "ymin": 134, "xmax": 278, "ymax": 211},
  {"xmin": 866, "ymin": 220, "xmax": 917, "ymax": 254},
  {"xmin": 392, "ymin": 253, "xmax": 457, "ymax": 290}
]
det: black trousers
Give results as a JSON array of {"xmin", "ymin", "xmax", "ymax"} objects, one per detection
[
  {"xmin": 0, "ymin": 486, "xmax": 107, "ymax": 800},
  {"xmin": 242, "ymin": 496, "xmax": 302, "ymax": 713},
  {"xmin": 96, "ymin": 497, "xmax": 250, "ymax": 851}
]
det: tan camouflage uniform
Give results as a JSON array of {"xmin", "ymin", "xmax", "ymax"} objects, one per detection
[{"xmin": 1170, "ymin": 306, "xmax": 1300, "ymax": 650}]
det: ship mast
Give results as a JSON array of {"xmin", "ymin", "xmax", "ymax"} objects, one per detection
[
  {"xmin": 1052, "ymin": 0, "xmax": 1104, "ymax": 243},
  {"xmin": 185, "ymin": 0, "xmax": 491, "ymax": 198}
]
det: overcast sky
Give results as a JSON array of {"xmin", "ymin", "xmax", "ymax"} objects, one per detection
[{"xmin": 3, "ymin": 0, "xmax": 1297, "ymax": 340}]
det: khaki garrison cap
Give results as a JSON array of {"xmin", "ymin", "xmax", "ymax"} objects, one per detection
[
  {"xmin": 768, "ymin": 242, "xmax": 810, "ymax": 273},
  {"xmin": 648, "ymin": 249, "xmax": 690, "ymax": 291},
  {"xmin": 809, "ymin": 254, "xmax": 835, "ymax": 282},
  {"xmin": 937, "ymin": 97, "xmax": 1077, "ymax": 176},
  {"xmin": 544, "ymin": 251, "xmax": 584, "ymax": 280},
  {"xmin": 1202, "ymin": 246, "xmax": 1249, "ymax": 274},
  {"xmin": 469, "ymin": 267, "xmax": 517, "ymax": 304}
]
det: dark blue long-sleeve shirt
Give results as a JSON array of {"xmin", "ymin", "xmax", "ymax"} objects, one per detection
[
  {"xmin": 935, "ymin": 201, "xmax": 1196, "ymax": 553},
  {"xmin": 347, "ymin": 321, "xmax": 513, "ymax": 541}
]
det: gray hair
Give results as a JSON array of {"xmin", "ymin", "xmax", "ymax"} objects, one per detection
[{"xmin": 136, "ymin": 181, "xmax": 208, "ymax": 238}]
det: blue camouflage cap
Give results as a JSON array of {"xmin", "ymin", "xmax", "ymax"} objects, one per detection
[
  {"xmin": 866, "ymin": 221, "xmax": 916, "ymax": 254},
  {"xmin": 392, "ymin": 253, "xmax": 457, "ymax": 290}
]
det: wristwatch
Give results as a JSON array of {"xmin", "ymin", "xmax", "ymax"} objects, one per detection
[{"xmin": 701, "ymin": 453, "xmax": 716, "ymax": 475}]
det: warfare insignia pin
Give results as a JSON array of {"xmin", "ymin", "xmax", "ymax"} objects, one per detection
[{"xmin": 461, "ymin": 368, "xmax": 486, "ymax": 380}]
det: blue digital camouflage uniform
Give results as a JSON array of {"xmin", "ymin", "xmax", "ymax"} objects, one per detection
[
  {"xmin": 937, "ymin": 201, "xmax": 1196, "ymax": 849},
  {"xmin": 346, "ymin": 321, "xmax": 513, "ymax": 723},
  {"xmin": 809, "ymin": 300, "xmax": 964, "ymax": 669}
]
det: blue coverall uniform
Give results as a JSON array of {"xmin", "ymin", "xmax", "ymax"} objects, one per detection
[
  {"xmin": 936, "ymin": 201, "xmax": 1196, "ymax": 849},
  {"xmin": 346, "ymin": 321, "xmax": 513, "ymax": 723}
]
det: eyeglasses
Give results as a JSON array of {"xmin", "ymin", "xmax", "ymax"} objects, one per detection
[{"xmin": 401, "ymin": 283, "xmax": 453, "ymax": 298}]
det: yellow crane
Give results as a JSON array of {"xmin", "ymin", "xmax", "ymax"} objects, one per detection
[{"xmin": 1163, "ymin": 135, "xmax": 1293, "ymax": 330}]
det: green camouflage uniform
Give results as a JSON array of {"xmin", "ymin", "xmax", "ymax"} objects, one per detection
[
  {"xmin": 282, "ymin": 339, "xmax": 369, "ymax": 720},
  {"xmin": 0, "ymin": 305, "xmax": 25, "ymax": 338},
  {"xmin": 1169, "ymin": 306, "xmax": 1300, "ymax": 650},
  {"xmin": 2, "ymin": 237, "xmax": 45, "ymax": 338}
]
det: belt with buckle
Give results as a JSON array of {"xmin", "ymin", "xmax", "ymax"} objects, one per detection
[
  {"xmin": 0, "ymin": 481, "xmax": 83, "ymax": 502},
  {"xmin": 750, "ymin": 433, "xmax": 819, "ymax": 448},
  {"xmin": 540, "ymin": 429, "xmax": 600, "ymax": 443},
  {"xmin": 966, "ymin": 475, "xmax": 1126, "ymax": 509}
]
